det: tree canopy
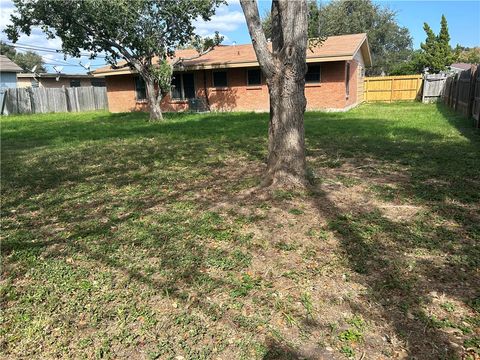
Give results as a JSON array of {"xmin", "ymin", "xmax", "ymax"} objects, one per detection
[
  {"xmin": 418, "ymin": 15, "xmax": 458, "ymax": 73},
  {"xmin": 6, "ymin": 0, "xmax": 223, "ymax": 120},
  {"xmin": 262, "ymin": 0, "xmax": 413, "ymax": 75},
  {"xmin": 0, "ymin": 41, "xmax": 46, "ymax": 72},
  {"xmin": 457, "ymin": 47, "xmax": 480, "ymax": 64}
]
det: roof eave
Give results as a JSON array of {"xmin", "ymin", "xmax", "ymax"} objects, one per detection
[{"xmin": 94, "ymin": 55, "xmax": 356, "ymax": 76}]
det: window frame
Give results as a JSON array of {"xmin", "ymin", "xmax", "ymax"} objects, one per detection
[
  {"xmin": 212, "ymin": 70, "xmax": 228, "ymax": 88},
  {"xmin": 305, "ymin": 64, "xmax": 321, "ymax": 84},
  {"xmin": 170, "ymin": 72, "xmax": 196, "ymax": 101},
  {"xmin": 246, "ymin": 68, "xmax": 262, "ymax": 86},
  {"xmin": 134, "ymin": 76, "xmax": 147, "ymax": 101}
]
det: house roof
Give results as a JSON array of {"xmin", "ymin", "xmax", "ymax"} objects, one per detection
[
  {"xmin": 449, "ymin": 63, "xmax": 473, "ymax": 71},
  {"xmin": 93, "ymin": 33, "xmax": 371, "ymax": 77},
  {"xmin": 17, "ymin": 73, "xmax": 94, "ymax": 79},
  {"xmin": 0, "ymin": 54, "xmax": 23, "ymax": 72}
]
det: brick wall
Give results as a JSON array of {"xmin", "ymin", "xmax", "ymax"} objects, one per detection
[{"xmin": 105, "ymin": 60, "xmax": 362, "ymax": 113}]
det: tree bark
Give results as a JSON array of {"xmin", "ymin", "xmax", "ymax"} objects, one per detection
[
  {"xmin": 240, "ymin": 0, "xmax": 309, "ymax": 188},
  {"xmin": 146, "ymin": 80, "xmax": 163, "ymax": 122},
  {"xmin": 265, "ymin": 71, "xmax": 307, "ymax": 188}
]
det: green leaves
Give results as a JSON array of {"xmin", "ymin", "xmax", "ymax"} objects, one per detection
[{"xmin": 419, "ymin": 15, "xmax": 458, "ymax": 73}]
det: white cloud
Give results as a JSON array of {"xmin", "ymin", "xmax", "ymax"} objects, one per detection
[{"xmin": 194, "ymin": 4, "xmax": 245, "ymax": 38}]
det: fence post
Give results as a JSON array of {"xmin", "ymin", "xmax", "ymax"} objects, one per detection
[{"xmin": 467, "ymin": 65, "xmax": 477, "ymax": 119}]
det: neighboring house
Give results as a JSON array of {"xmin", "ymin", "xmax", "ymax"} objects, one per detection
[
  {"xmin": 0, "ymin": 55, "xmax": 23, "ymax": 108},
  {"xmin": 17, "ymin": 73, "xmax": 106, "ymax": 88},
  {"xmin": 449, "ymin": 63, "xmax": 474, "ymax": 73},
  {"xmin": 92, "ymin": 33, "xmax": 371, "ymax": 113}
]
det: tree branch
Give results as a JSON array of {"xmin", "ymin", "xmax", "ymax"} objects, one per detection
[
  {"xmin": 171, "ymin": 45, "xmax": 215, "ymax": 68},
  {"xmin": 240, "ymin": 0, "xmax": 276, "ymax": 78}
]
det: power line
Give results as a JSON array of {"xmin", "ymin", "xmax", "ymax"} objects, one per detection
[{"xmin": 5, "ymin": 41, "xmax": 108, "ymax": 58}]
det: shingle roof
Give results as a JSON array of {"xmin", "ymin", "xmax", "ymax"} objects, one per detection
[
  {"xmin": 93, "ymin": 33, "xmax": 371, "ymax": 76},
  {"xmin": 0, "ymin": 54, "xmax": 23, "ymax": 72},
  {"xmin": 450, "ymin": 63, "xmax": 473, "ymax": 71}
]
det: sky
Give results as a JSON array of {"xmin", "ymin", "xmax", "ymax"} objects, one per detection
[{"xmin": 0, "ymin": 0, "xmax": 479, "ymax": 74}]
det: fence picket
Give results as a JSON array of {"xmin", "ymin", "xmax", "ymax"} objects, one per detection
[
  {"xmin": 1, "ymin": 86, "xmax": 108, "ymax": 115},
  {"xmin": 363, "ymin": 75, "xmax": 423, "ymax": 102}
]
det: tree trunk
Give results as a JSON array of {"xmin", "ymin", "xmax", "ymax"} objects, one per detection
[
  {"xmin": 146, "ymin": 80, "xmax": 163, "ymax": 122},
  {"xmin": 240, "ymin": 0, "xmax": 309, "ymax": 189},
  {"xmin": 264, "ymin": 70, "xmax": 307, "ymax": 188}
]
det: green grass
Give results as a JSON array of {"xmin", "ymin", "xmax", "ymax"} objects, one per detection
[{"xmin": 1, "ymin": 103, "xmax": 479, "ymax": 359}]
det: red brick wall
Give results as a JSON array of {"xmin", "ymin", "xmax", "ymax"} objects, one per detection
[{"xmin": 105, "ymin": 60, "xmax": 362, "ymax": 113}]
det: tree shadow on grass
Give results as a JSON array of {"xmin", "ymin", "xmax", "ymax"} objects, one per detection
[
  {"xmin": 2, "ymin": 104, "xmax": 479, "ymax": 358},
  {"xmin": 310, "ymin": 187, "xmax": 479, "ymax": 359}
]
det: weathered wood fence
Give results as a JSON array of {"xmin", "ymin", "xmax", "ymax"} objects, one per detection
[
  {"xmin": 443, "ymin": 65, "xmax": 480, "ymax": 127},
  {"xmin": 364, "ymin": 75, "xmax": 423, "ymax": 102},
  {"xmin": 422, "ymin": 74, "xmax": 449, "ymax": 103},
  {"xmin": 1, "ymin": 86, "xmax": 108, "ymax": 115}
]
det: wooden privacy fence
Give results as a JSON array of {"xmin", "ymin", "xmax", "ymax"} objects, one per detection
[
  {"xmin": 1, "ymin": 86, "xmax": 108, "ymax": 115},
  {"xmin": 443, "ymin": 65, "xmax": 480, "ymax": 127},
  {"xmin": 364, "ymin": 75, "xmax": 422, "ymax": 102},
  {"xmin": 422, "ymin": 74, "xmax": 449, "ymax": 103}
]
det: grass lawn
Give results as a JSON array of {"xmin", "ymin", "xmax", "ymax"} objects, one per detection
[{"xmin": 1, "ymin": 102, "xmax": 479, "ymax": 359}]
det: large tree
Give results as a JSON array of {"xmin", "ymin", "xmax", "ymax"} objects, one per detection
[
  {"xmin": 262, "ymin": 0, "xmax": 413, "ymax": 76},
  {"xmin": 262, "ymin": 0, "xmax": 322, "ymax": 40},
  {"xmin": 241, "ymin": 0, "xmax": 309, "ymax": 188},
  {"xmin": 418, "ymin": 15, "xmax": 458, "ymax": 73},
  {"xmin": 0, "ymin": 41, "xmax": 46, "ymax": 72},
  {"xmin": 6, "ymin": 0, "xmax": 222, "ymax": 121}
]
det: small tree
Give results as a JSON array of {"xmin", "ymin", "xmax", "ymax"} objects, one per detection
[
  {"xmin": 419, "ymin": 15, "xmax": 457, "ymax": 73},
  {"xmin": 241, "ymin": 0, "xmax": 309, "ymax": 188},
  {"xmin": 6, "ymin": 0, "xmax": 223, "ymax": 121}
]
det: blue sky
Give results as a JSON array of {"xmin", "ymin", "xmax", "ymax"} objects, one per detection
[
  {"xmin": 1, "ymin": 0, "xmax": 479, "ymax": 74},
  {"xmin": 216, "ymin": 0, "xmax": 480, "ymax": 48}
]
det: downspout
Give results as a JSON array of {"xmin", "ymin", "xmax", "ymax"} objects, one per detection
[{"xmin": 203, "ymin": 69, "xmax": 210, "ymax": 111}]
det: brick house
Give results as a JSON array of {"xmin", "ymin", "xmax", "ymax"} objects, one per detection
[{"xmin": 92, "ymin": 33, "xmax": 371, "ymax": 113}]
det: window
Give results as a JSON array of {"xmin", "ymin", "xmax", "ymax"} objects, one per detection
[
  {"xmin": 305, "ymin": 65, "xmax": 321, "ymax": 83},
  {"xmin": 91, "ymin": 78, "xmax": 106, "ymax": 87},
  {"xmin": 70, "ymin": 79, "xmax": 81, "ymax": 87},
  {"xmin": 171, "ymin": 73, "xmax": 195, "ymax": 100},
  {"xmin": 247, "ymin": 69, "xmax": 261, "ymax": 86},
  {"xmin": 31, "ymin": 79, "xmax": 39, "ymax": 88},
  {"xmin": 346, "ymin": 63, "xmax": 350, "ymax": 97},
  {"xmin": 213, "ymin": 71, "xmax": 227, "ymax": 87},
  {"xmin": 134, "ymin": 76, "xmax": 147, "ymax": 101}
]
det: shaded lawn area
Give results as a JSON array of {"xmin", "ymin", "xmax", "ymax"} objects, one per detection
[{"xmin": 1, "ymin": 103, "xmax": 479, "ymax": 359}]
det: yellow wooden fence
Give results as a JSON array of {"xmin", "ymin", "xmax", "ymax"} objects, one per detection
[{"xmin": 364, "ymin": 75, "xmax": 423, "ymax": 102}]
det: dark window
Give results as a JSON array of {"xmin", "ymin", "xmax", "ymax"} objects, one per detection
[
  {"xmin": 70, "ymin": 79, "xmax": 81, "ymax": 87},
  {"xmin": 213, "ymin": 71, "xmax": 227, "ymax": 87},
  {"xmin": 183, "ymin": 73, "xmax": 195, "ymax": 99},
  {"xmin": 31, "ymin": 79, "xmax": 39, "ymax": 88},
  {"xmin": 91, "ymin": 78, "xmax": 105, "ymax": 87},
  {"xmin": 346, "ymin": 63, "xmax": 350, "ymax": 97},
  {"xmin": 247, "ymin": 69, "xmax": 261, "ymax": 86},
  {"xmin": 134, "ymin": 76, "xmax": 147, "ymax": 101},
  {"xmin": 171, "ymin": 73, "xmax": 196, "ymax": 100},
  {"xmin": 171, "ymin": 74, "xmax": 182, "ymax": 99},
  {"xmin": 305, "ymin": 65, "xmax": 321, "ymax": 83}
]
